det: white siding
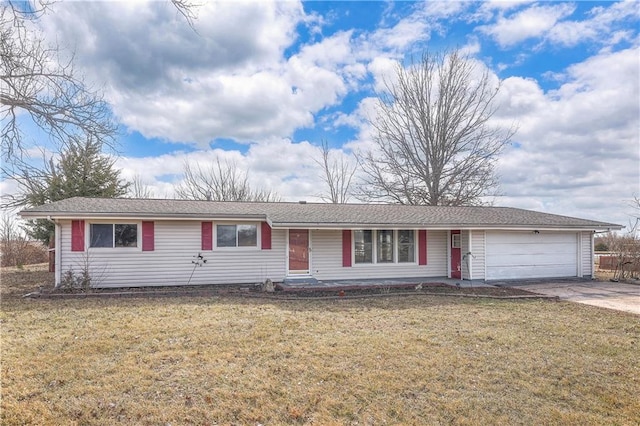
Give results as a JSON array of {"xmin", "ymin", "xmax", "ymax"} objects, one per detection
[
  {"xmin": 470, "ymin": 230, "xmax": 486, "ymax": 280},
  {"xmin": 59, "ymin": 220, "xmax": 287, "ymax": 287},
  {"xmin": 461, "ymin": 231, "xmax": 471, "ymax": 280},
  {"xmin": 312, "ymin": 229, "xmax": 448, "ymax": 281},
  {"xmin": 581, "ymin": 231, "xmax": 593, "ymax": 277},
  {"xmin": 485, "ymin": 231, "xmax": 578, "ymax": 280}
]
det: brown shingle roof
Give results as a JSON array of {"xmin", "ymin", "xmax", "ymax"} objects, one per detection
[{"xmin": 19, "ymin": 197, "xmax": 622, "ymax": 230}]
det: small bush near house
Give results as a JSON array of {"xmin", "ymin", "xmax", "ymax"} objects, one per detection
[{"xmin": 59, "ymin": 268, "xmax": 92, "ymax": 292}]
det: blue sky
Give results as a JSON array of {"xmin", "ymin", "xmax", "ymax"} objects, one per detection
[{"xmin": 3, "ymin": 0, "xmax": 639, "ymax": 228}]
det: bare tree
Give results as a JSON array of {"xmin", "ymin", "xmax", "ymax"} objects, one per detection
[
  {"xmin": 128, "ymin": 174, "xmax": 154, "ymax": 199},
  {"xmin": 174, "ymin": 158, "xmax": 280, "ymax": 202},
  {"xmin": 1, "ymin": 1, "xmax": 117, "ymax": 161},
  {"xmin": 314, "ymin": 140, "xmax": 357, "ymax": 203},
  {"xmin": 357, "ymin": 50, "xmax": 515, "ymax": 206}
]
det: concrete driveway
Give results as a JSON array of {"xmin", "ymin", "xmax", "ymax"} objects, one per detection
[{"xmin": 512, "ymin": 280, "xmax": 640, "ymax": 315}]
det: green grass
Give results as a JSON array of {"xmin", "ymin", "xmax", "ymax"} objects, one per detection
[{"xmin": 1, "ymin": 269, "xmax": 639, "ymax": 425}]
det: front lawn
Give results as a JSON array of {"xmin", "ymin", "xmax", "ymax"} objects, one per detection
[{"xmin": 1, "ymin": 269, "xmax": 638, "ymax": 425}]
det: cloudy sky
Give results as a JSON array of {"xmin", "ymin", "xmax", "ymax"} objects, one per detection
[{"xmin": 5, "ymin": 0, "xmax": 640, "ymax": 228}]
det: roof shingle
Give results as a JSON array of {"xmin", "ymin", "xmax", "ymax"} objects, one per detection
[{"xmin": 19, "ymin": 197, "xmax": 622, "ymax": 230}]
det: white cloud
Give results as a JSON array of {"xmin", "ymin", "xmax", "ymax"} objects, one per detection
[
  {"xmin": 479, "ymin": 0, "xmax": 536, "ymax": 13},
  {"xmin": 494, "ymin": 46, "xmax": 640, "ymax": 226},
  {"xmin": 481, "ymin": 3, "xmax": 576, "ymax": 47},
  {"xmin": 547, "ymin": 0, "xmax": 640, "ymax": 47},
  {"xmin": 372, "ymin": 18, "xmax": 430, "ymax": 51},
  {"xmin": 37, "ymin": 1, "xmax": 345, "ymax": 146},
  {"xmin": 116, "ymin": 138, "xmax": 333, "ymax": 201},
  {"xmin": 367, "ymin": 57, "xmax": 400, "ymax": 92}
]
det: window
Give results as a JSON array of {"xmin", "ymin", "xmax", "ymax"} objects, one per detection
[
  {"xmin": 452, "ymin": 233, "xmax": 461, "ymax": 249},
  {"xmin": 354, "ymin": 230, "xmax": 416, "ymax": 264},
  {"xmin": 377, "ymin": 230, "xmax": 394, "ymax": 263},
  {"xmin": 354, "ymin": 230, "xmax": 373, "ymax": 264},
  {"xmin": 90, "ymin": 224, "xmax": 137, "ymax": 248},
  {"xmin": 216, "ymin": 224, "xmax": 257, "ymax": 248},
  {"xmin": 398, "ymin": 230, "xmax": 415, "ymax": 263}
]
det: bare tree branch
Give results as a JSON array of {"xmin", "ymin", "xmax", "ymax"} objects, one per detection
[
  {"xmin": 1, "ymin": 1, "xmax": 118, "ymax": 161},
  {"xmin": 314, "ymin": 140, "xmax": 357, "ymax": 204},
  {"xmin": 1, "ymin": 0, "xmax": 200, "ymax": 162},
  {"xmin": 174, "ymin": 158, "xmax": 281, "ymax": 202},
  {"xmin": 127, "ymin": 174, "xmax": 154, "ymax": 199},
  {"xmin": 170, "ymin": 0, "xmax": 200, "ymax": 31},
  {"xmin": 356, "ymin": 50, "xmax": 516, "ymax": 206}
]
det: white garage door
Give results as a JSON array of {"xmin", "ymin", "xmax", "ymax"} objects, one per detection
[{"xmin": 486, "ymin": 231, "xmax": 577, "ymax": 280}]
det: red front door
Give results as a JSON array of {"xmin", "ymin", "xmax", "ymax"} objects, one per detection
[
  {"xmin": 451, "ymin": 230, "xmax": 461, "ymax": 279},
  {"xmin": 289, "ymin": 229, "xmax": 309, "ymax": 274}
]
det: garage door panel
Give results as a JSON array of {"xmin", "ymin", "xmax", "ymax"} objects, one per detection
[
  {"xmin": 486, "ymin": 252, "xmax": 577, "ymax": 267},
  {"xmin": 486, "ymin": 231, "xmax": 577, "ymax": 280},
  {"xmin": 489, "ymin": 264, "xmax": 577, "ymax": 279},
  {"xmin": 489, "ymin": 232, "xmax": 577, "ymax": 244},
  {"xmin": 487, "ymin": 243, "xmax": 575, "ymax": 257}
]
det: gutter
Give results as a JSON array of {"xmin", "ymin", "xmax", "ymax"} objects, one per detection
[
  {"xmin": 19, "ymin": 213, "xmax": 269, "ymax": 222},
  {"xmin": 270, "ymin": 224, "xmax": 623, "ymax": 232}
]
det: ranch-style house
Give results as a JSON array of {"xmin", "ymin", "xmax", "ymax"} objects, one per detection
[{"xmin": 19, "ymin": 197, "xmax": 622, "ymax": 288}]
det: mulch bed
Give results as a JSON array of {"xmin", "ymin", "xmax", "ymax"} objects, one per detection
[{"xmin": 24, "ymin": 282, "xmax": 552, "ymax": 300}]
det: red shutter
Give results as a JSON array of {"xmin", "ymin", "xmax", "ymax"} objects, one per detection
[
  {"xmin": 261, "ymin": 222, "xmax": 272, "ymax": 250},
  {"xmin": 71, "ymin": 220, "xmax": 85, "ymax": 252},
  {"xmin": 142, "ymin": 221, "xmax": 154, "ymax": 251},
  {"xmin": 418, "ymin": 230, "xmax": 427, "ymax": 265},
  {"xmin": 342, "ymin": 230, "xmax": 352, "ymax": 267},
  {"xmin": 201, "ymin": 222, "xmax": 213, "ymax": 250}
]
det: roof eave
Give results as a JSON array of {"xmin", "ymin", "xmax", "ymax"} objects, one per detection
[
  {"xmin": 18, "ymin": 212, "xmax": 269, "ymax": 222},
  {"xmin": 18, "ymin": 212, "xmax": 622, "ymax": 232}
]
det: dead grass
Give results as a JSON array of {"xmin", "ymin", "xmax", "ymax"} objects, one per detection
[{"xmin": 1, "ymin": 269, "xmax": 639, "ymax": 425}]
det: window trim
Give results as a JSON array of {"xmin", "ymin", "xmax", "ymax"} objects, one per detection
[
  {"xmin": 352, "ymin": 229, "xmax": 417, "ymax": 265},
  {"xmin": 214, "ymin": 222, "xmax": 261, "ymax": 250},
  {"xmin": 87, "ymin": 221, "xmax": 141, "ymax": 250}
]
